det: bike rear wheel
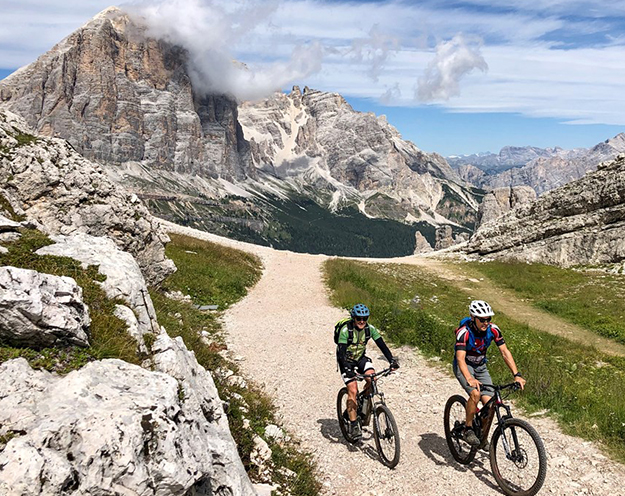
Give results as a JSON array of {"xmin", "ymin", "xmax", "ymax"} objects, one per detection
[
  {"xmin": 336, "ymin": 387, "xmax": 355, "ymax": 443},
  {"xmin": 372, "ymin": 403, "xmax": 400, "ymax": 468},
  {"xmin": 490, "ymin": 418, "xmax": 547, "ymax": 496},
  {"xmin": 443, "ymin": 395, "xmax": 477, "ymax": 464}
]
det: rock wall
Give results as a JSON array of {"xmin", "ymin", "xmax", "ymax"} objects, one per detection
[
  {"xmin": 467, "ymin": 155, "xmax": 625, "ymax": 266},
  {"xmin": 476, "ymin": 186, "xmax": 536, "ymax": 228},
  {"xmin": 0, "ymin": 110, "xmax": 175, "ymax": 285}
]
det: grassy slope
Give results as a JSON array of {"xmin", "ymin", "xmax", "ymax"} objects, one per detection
[
  {"xmin": 323, "ymin": 258, "xmax": 625, "ymax": 463},
  {"xmin": 154, "ymin": 233, "xmax": 320, "ymax": 495},
  {"xmin": 467, "ymin": 261, "xmax": 625, "ymax": 345}
]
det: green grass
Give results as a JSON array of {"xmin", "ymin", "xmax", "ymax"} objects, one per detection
[
  {"xmin": 153, "ymin": 234, "xmax": 320, "ymax": 495},
  {"xmin": 162, "ymin": 233, "xmax": 262, "ymax": 308},
  {"xmin": 323, "ymin": 258, "xmax": 625, "ymax": 463},
  {"xmin": 468, "ymin": 261, "xmax": 625, "ymax": 344},
  {"xmin": 0, "ymin": 228, "xmax": 140, "ymax": 371}
]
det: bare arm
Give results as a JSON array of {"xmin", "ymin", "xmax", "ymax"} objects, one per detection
[{"xmin": 498, "ymin": 344, "xmax": 526, "ymax": 389}]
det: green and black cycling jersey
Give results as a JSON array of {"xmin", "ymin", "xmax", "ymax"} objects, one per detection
[{"xmin": 336, "ymin": 320, "xmax": 393, "ymax": 373}]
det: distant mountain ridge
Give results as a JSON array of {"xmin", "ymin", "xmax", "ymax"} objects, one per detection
[
  {"xmin": 450, "ymin": 134, "xmax": 625, "ymax": 195},
  {"xmin": 0, "ymin": 6, "xmax": 479, "ymax": 255}
]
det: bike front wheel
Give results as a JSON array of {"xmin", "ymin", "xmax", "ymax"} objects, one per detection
[
  {"xmin": 372, "ymin": 403, "xmax": 400, "ymax": 468},
  {"xmin": 336, "ymin": 387, "xmax": 355, "ymax": 443},
  {"xmin": 490, "ymin": 418, "xmax": 547, "ymax": 496},
  {"xmin": 443, "ymin": 395, "xmax": 477, "ymax": 464}
]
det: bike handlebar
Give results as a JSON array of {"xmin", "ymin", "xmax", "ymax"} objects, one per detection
[
  {"xmin": 481, "ymin": 382, "xmax": 522, "ymax": 392},
  {"xmin": 351, "ymin": 367, "xmax": 396, "ymax": 381}
]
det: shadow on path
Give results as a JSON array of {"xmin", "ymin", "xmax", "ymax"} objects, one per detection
[
  {"xmin": 317, "ymin": 418, "xmax": 381, "ymax": 463},
  {"xmin": 418, "ymin": 432, "xmax": 501, "ymax": 493}
]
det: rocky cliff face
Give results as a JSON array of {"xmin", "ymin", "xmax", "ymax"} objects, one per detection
[
  {"xmin": 0, "ymin": 7, "xmax": 254, "ymax": 185},
  {"xmin": 467, "ymin": 155, "xmax": 625, "ymax": 267},
  {"xmin": 453, "ymin": 135, "xmax": 625, "ymax": 196},
  {"xmin": 477, "ymin": 186, "xmax": 536, "ymax": 228},
  {"xmin": 239, "ymin": 86, "xmax": 479, "ymax": 227}
]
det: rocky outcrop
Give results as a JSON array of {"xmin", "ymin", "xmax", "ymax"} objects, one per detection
[
  {"xmin": 239, "ymin": 86, "xmax": 479, "ymax": 228},
  {"xmin": 477, "ymin": 186, "xmax": 536, "ymax": 227},
  {"xmin": 36, "ymin": 233, "xmax": 161, "ymax": 351},
  {"xmin": 467, "ymin": 155, "xmax": 625, "ymax": 266},
  {"xmin": 0, "ymin": 110, "xmax": 175, "ymax": 285},
  {"xmin": 0, "ymin": 266, "xmax": 90, "ymax": 348},
  {"xmin": 0, "ymin": 352, "xmax": 256, "ymax": 496}
]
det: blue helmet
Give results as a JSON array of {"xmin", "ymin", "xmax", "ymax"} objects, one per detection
[{"xmin": 350, "ymin": 304, "xmax": 370, "ymax": 319}]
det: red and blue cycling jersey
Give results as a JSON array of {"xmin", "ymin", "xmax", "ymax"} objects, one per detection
[{"xmin": 454, "ymin": 317, "xmax": 505, "ymax": 366}]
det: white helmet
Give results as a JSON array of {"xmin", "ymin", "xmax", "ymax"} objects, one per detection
[{"xmin": 469, "ymin": 300, "xmax": 494, "ymax": 318}]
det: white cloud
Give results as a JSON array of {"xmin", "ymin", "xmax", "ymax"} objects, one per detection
[
  {"xmin": 2, "ymin": 0, "xmax": 625, "ymax": 128},
  {"xmin": 347, "ymin": 24, "xmax": 400, "ymax": 82},
  {"xmin": 416, "ymin": 35, "xmax": 488, "ymax": 102},
  {"xmin": 133, "ymin": 0, "xmax": 324, "ymax": 101}
]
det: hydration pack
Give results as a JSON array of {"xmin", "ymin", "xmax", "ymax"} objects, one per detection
[{"xmin": 334, "ymin": 317, "xmax": 371, "ymax": 345}]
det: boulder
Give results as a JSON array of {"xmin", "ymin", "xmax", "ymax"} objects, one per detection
[
  {"xmin": 36, "ymin": 233, "xmax": 160, "ymax": 350},
  {"xmin": 0, "ymin": 356, "xmax": 256, "ymax": 495},
  {"xmin": 0, "ymin": 266, "xmax": 89, "ymax": 348}
]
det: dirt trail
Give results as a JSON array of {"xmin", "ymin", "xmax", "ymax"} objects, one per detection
[{"xmin": 163, "ymin": 222, "xmax": 625, "ymax": 496}]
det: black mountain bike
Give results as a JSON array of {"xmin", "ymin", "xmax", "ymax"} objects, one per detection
[
  {"xmin": 337, "ymin": 368, "xmax": 400, "ymax": 468},
  {"xmin": 444, "ymin": 383, "xmax": 547, "ymax": 496}
]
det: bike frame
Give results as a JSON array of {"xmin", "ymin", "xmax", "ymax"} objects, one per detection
[
  {"xmin": 354, "ymin": 368, "xmax": 393, "ymax": 425},
  {"xmin": 477, "ymin": 383, "xmax": 523, "ymax": 461}
]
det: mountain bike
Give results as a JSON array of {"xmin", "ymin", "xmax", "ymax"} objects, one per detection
[
  {"xmin": 336, "ymin": 368, "xmax": 400, "ymax": 468},
  {"xmin": 444, "ymin": 383, "xmax": 547, "ymax": 496}
]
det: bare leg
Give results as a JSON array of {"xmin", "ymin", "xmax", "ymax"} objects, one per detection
[{"xmin": 346, "ymin": 380, "xmax": 358, "ymax": 422}]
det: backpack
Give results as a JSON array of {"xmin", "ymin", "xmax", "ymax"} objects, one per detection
[{"xmin": 334, "ymin": 317, "xmax": 371, "ymax": 345}]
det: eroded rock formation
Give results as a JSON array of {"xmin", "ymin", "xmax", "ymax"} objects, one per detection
[
  {"xmin": 0, "ymin": 266, "xmax": 90, "ymax": 348},
  {"xmin": 468, "ymin": 155, "xmax": 625, "ymax": 266}
]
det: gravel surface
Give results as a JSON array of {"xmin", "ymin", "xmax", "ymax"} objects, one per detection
[{"xmin": 163, "ymin": 221, "xmax": 625, "ymax": 496}]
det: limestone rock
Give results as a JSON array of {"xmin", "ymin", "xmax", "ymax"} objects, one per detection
[
  {"xmin": 477, "ymin": 186, "xmax": 536, "ymax": 227},
  {"xmin": 36, "ymin": 233, "xmax": 160, "ymax": 347},
  {"xmin": 0, "ymin": 357, "xmax": 256, "ymax": 496},
  {"xmin": 468, "ymin": 155, "xmax": 625, "ymax": 266},
  {"xmin": 0, "ymin": 110, "xmax": 175, "ymax": 286},
  {"xmin": 414, "ymin": 231, "xmax": 433, "ymax": 253},
  {"xmin": 0, "ymin": 7, "xmax": 254, "ymax": 185},
  {"xmin": 0, "ymin": 266, "xmax": 89, "ymax": 348}
]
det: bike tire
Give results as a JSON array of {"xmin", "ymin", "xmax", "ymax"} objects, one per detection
[
  {"xmin": 372, "ymin": 403, "xmax": 401, "ymax": 468},
  {"xmin": 443, "ymin": 395, "xmax": 477, "ymax": 464},
  {"xmin": 336, "ymin": 387, "xmax": 354, "ymax": 443},
  {"xmin": 490, "ymin": 418, "xmax": 547, "ymax": 496}
]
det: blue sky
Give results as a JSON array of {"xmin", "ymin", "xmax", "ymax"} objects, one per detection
[{"xmin": 1, "ymin": 0, "xmax": 624, "ymax": 156}]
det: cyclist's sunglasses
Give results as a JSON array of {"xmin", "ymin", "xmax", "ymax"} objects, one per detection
[
  {"xmin": 354, "ymin": 316, "xmax": 369, "ymax": 322},
  {"xmin": 476, "ymin": 316, "xmax": 492, "ymax": 323}
]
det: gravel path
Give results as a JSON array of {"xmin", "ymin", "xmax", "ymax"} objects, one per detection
[{"xmin": 163, "ymin": 221, "xmax": 625, "ymax": 496}]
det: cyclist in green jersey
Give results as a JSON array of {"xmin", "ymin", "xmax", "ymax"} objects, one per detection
[{"xmin": 336, "ymin": 304, "xmax": 399, "ymax": 440}]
